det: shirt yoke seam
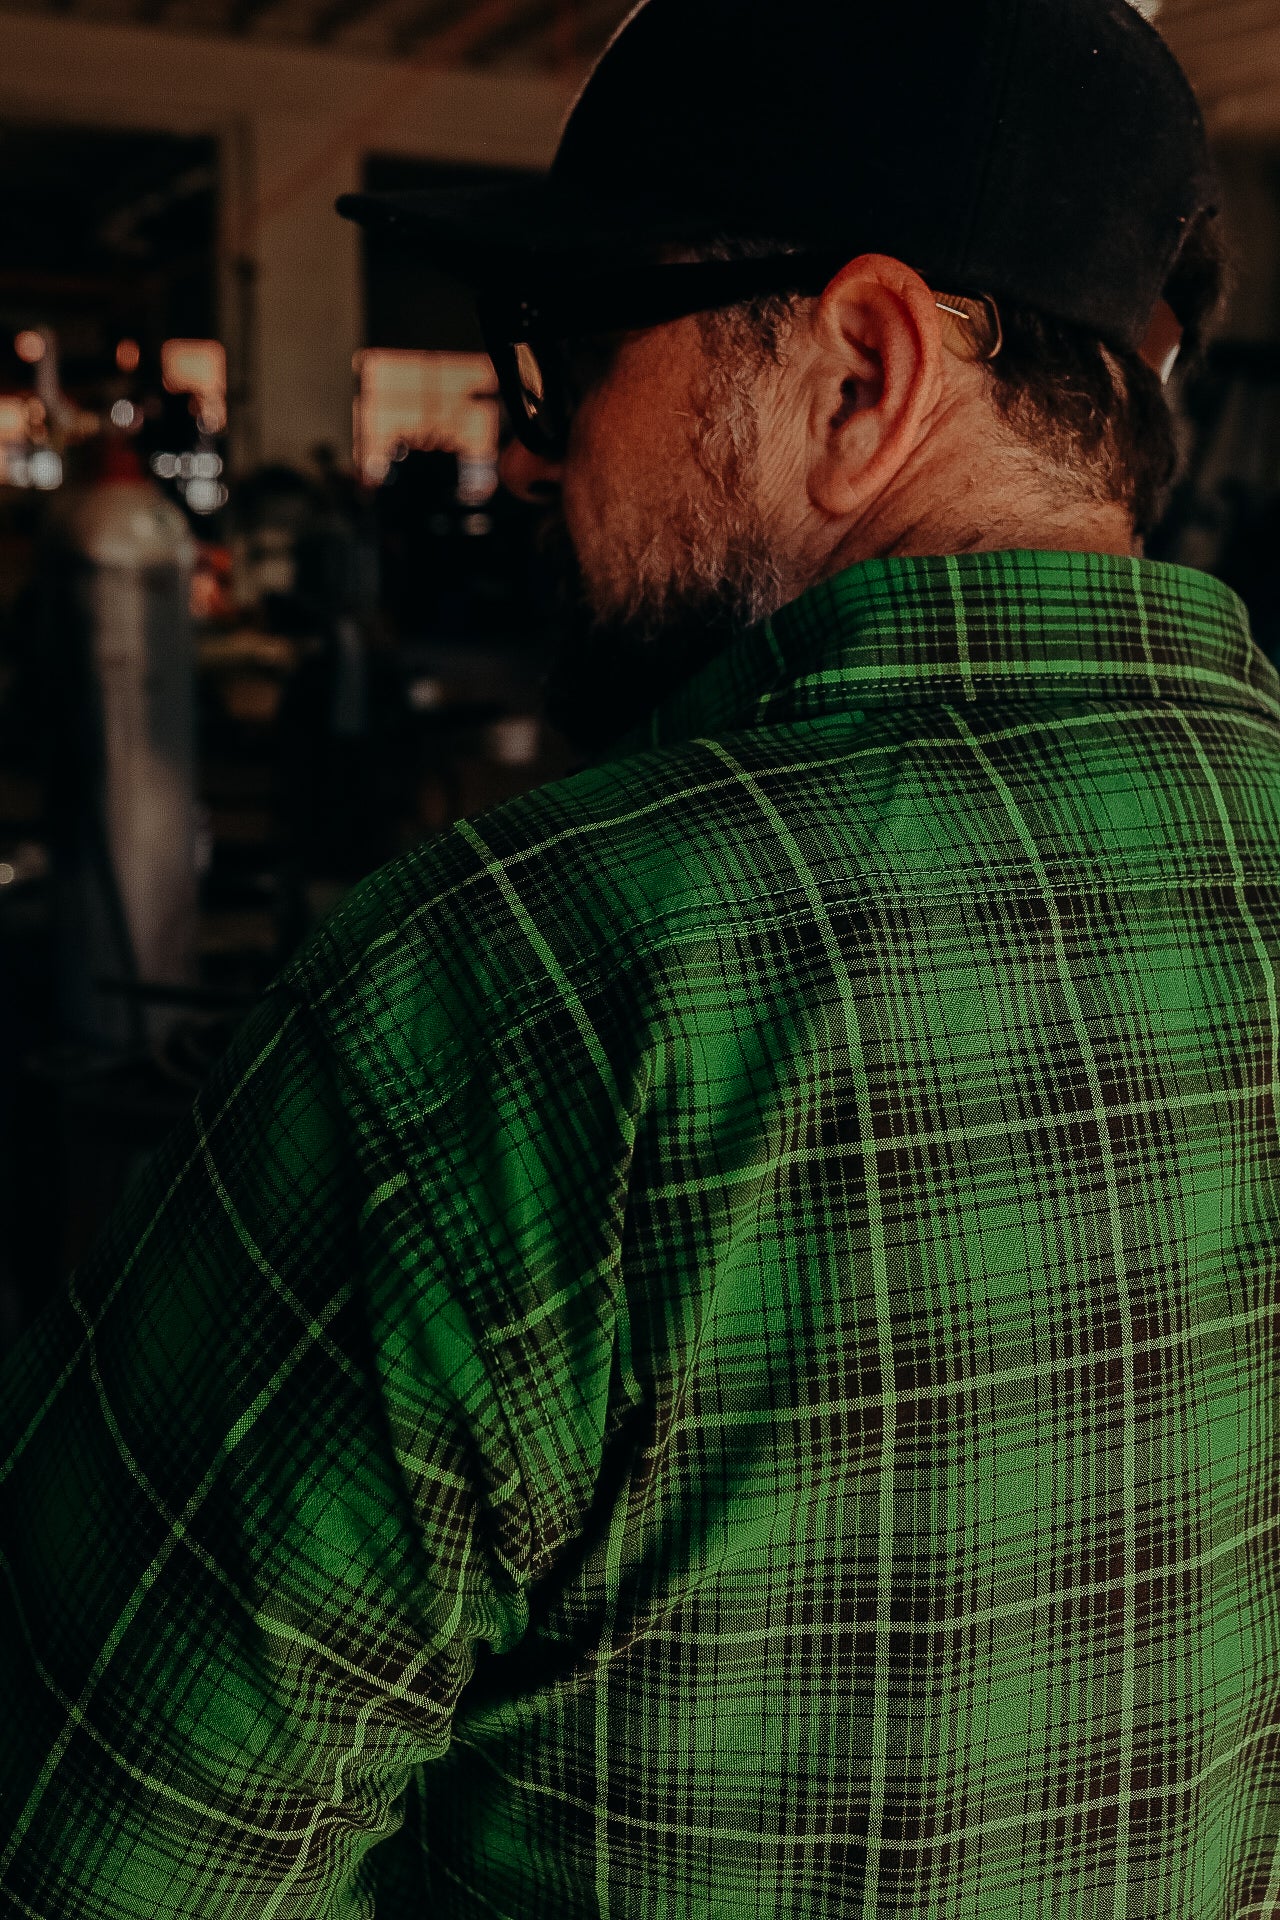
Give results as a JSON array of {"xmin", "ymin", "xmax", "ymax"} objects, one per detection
[{"xmin": 358, "ymin": 859, "xmax": 1280, "ymax": 1136}]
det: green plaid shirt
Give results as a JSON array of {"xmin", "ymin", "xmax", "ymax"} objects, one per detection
[{"xmin": 3, "ymin": 548, "xmax": 1279, "ymax": 1919}]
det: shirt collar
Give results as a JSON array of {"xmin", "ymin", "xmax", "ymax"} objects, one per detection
[{"xmin": 600, "ymin": 549, "xmax": 1277, "ymax": 764}]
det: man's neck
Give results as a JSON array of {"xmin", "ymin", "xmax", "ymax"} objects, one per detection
[{"xmin": 822, "ymin": 512, "xmax": 1142, "ymax": 574}]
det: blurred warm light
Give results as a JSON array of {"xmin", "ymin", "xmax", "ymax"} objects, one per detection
[
  {"xmin": 14, "ymin": 331, "xmax": 45, "ymax": 365},
  {"xmin": 116, "ymin": 338, "xmax": 141, "ymax": 373},
  {"xmin": 0, "ymin": 395, "xmax": 33, "ymax": 487},
  {"xmin": 161, "ymin": 338, "xmax": 227, "ymax": 434},
  {"xmin": 353, "ymin": 350, "xmax": 498, "ymax": 493},
  {"xmin": 0, "ymin": 391, "xmax": 64, "ymax": 489}
]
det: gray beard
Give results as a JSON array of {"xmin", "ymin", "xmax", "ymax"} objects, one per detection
[
  {"xmin": 538, "ymin": 512, "xmax": 788, "ymax": 759},
  {"xmin": 537, "ymin": 352, "xmax": 794, "ymax": 758}
]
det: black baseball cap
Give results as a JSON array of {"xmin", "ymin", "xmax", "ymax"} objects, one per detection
[{"xmin": 337, "ymin": 0, "xmax": 1219, "ymax": 358}]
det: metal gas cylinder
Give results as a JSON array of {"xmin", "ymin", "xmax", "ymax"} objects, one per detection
[{"xmin": 60, "ymin": 438, "xmax": 198, "ymax": 1044}]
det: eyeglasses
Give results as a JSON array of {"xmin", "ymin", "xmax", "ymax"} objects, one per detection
[{"xmin": 477, "ymin": 251, "xmax": 1004, "ymax": 461}]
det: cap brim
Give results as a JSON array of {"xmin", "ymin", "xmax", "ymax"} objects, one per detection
[
  {"xmin": 338, "ymin": 179, "xmax": 645, "ymax": 281},
  {"xmin": 336, "ymin": 178, "xmax": 725, "ymax": 282}
]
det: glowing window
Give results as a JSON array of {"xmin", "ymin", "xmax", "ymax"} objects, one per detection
[
  {"xmin": 353, "ymin": 350, "xmax": 498, "ymax": 498},
  {"xmin": 161, "ymin": 338, "xmax": 227, "ymax": 434},
  {"xmin": 0, "ymin": 394, "xmax": 37, "ymax": 486}
]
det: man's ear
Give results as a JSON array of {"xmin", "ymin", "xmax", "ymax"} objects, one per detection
[{"xmin": 806, "ymin": 255, "xmax": 948, "ymax": 521}]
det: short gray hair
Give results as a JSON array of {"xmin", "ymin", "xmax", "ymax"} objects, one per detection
[{"xmin": 690, "ymin": 213, "xmax": 1234, "ymax": 544}]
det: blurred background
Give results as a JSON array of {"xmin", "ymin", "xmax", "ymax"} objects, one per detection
[{"xmin": 0, "ymin": 0, "xmax": 1278, "ymax": 1346}]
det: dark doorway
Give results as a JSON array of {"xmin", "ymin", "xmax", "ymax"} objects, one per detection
[{"xmin": 0, "ymin": 119, "xmax": 218, "ymax": 392}]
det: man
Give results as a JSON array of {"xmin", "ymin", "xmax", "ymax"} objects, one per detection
[{"xmin": 2, "ymin": 0, "xmax": 1276, "ymax": 1915}]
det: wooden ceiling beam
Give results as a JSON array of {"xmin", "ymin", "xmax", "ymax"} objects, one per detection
[
  {"xmin": 565, "ymin": 0, "xmax": 630, "ymax": 58},
  {"xmin": 549, "ymin": 0, "xmax": 579, "ymax": 69},
  {"xmin": 229, "ymin": 0, "xmax": 290, "ymax": 36},
  {"xmin": 452, "ymin": 0, "xmax": 558, "ymax": 63},
  {"xmin": 393, "ymin": 0, "xmax": 545, "ymax": 62},
  {"xmin": 309, "ymin": 0, "xmax": 402, "ymax": 45},
  {"xmin": 504, "ymin": 0, "xmax": 580, "ymax": 69}
]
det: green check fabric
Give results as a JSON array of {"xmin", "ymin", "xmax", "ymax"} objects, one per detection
[{"xmin": 3, "ymin": 547, "xmax": 1279, "ymax": 1920}]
